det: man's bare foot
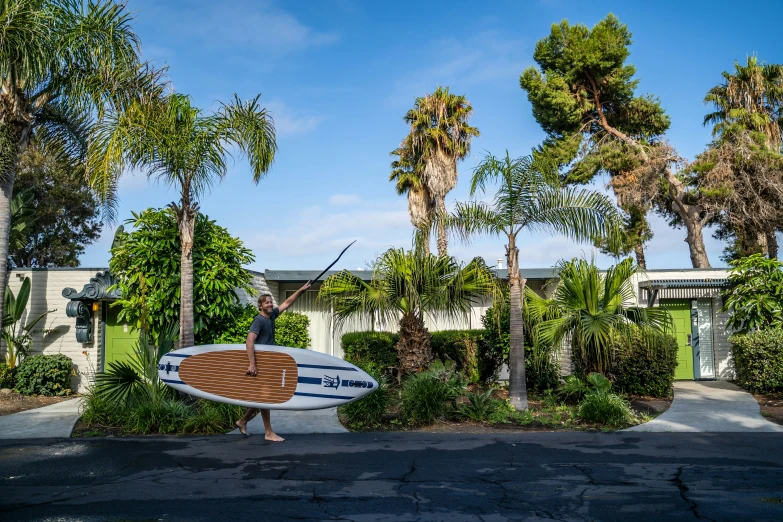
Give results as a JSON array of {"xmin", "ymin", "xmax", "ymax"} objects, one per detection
[
  {"xmin": 265, "ymin": 432, "xmax": 285, "ymax": 442},
  {"xmin": 236, "ymin": 420, "xmax": 249, "ymax": 436}
]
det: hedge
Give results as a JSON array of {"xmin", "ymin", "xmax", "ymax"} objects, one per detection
[
  {"xmin": 730, "ymin": 330, "xmax": 783, "ymax": 394},
  {"xmin": 14, "ymin": 354, "xmax": 74, "ymax": 396},
  {"xmin": 611, "ymin": 326, "xmax": 678, "ymax": 398},
  {"xmin": 430, "ymin": 330, "xmax": 483, "ymax": 383},
  {"xmin": 341, "ymin": 331, "xmax": 399, "ymax": 376}
]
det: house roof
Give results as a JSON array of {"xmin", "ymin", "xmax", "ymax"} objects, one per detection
[{"xmin": 264, "ymin": 267, "xmax": 561, "ymax": 282}]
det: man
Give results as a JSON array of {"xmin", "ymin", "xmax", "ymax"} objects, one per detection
[{"xmin": 235, "ymin": 280, "xmax": 312, "ymax": 441}]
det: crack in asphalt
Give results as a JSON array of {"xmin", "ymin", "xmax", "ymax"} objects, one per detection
[{"xmin": 671, "ymin": 466, "xmax": 717, "ymax": 522}]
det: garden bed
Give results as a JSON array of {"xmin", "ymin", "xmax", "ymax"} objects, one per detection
[
  {"xmin": 754, "ymin": 393, "xmax": 783, "ymax": 426},
  {"xmin": 0, "ymin": 390, "xmax": 73, "ymax": 416}
]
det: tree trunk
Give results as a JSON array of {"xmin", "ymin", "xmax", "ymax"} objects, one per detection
[
  {"xmin": 666, "ymin": 171, "xmax": 712, "ymax": 268},
  {"xmin": 506, "ymin": 236, "xmax": 528, "ymax": 411},
  {"xmin": 633, "ymin": 241, "xmax": 647, "ymax": 269},
  {"xmin": 435, "ymin": 196, "xmax": 448, "ymax": 257},
  {"xmin": 174, "ymin": 199, "xmax": 198, "ymax": 348},
  {"xmin": 395, "ymin": 312, "xmax": 432, "ymax": 374},
  {"xmin": 0, "ymin": 126, "xmax": 31, "ymax": 330},
  {"xmin": 683, "ymin": 218, "xmax": 711, "ymax": 269},
  {"xmin": 767, "ymin": 230, "xmax": 779, "ymax": 259}
]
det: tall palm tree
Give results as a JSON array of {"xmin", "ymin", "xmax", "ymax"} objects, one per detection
[
  {"xmin": 449, "ymin": 152, "xmax": 622, "ymax": 410},
  {"xmin": 390, "ymin": 144, "xmax": 434, "ymax": 254},
  {"xmin": 525, "ymin": 258, "xmax": 672, "ymax": 375},
  {"xmin": 704, "ymin": 56, "xmax": 783, "ymax": 149},
  {"xmin": 0, "ymin": 0, "xmax": 161, "ymax": 327},
  {"xmin": 703, "ymin": 56, "xmax": 783, "ymax": 257},
  {"xmin": 403, "ymin": 87, "xmax": 479, "ymax": 256},
  {"xmin": 318, "ymin": 248, "xmax": 499, "ymax": 374},
  {"xmin": 88, "ymin": 93, "xmax": 276, "ymax": 348}
]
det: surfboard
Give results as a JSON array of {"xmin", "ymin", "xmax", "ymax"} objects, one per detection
[{"xmin": 157, "ymin": 344, "xmax": 378, "ymax": 410}]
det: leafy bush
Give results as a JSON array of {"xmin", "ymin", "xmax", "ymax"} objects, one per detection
[
  {"xmin": 341, "ymin": 332, "xmax": 399, "ymax": 376},
  {"xmin": 612, "ymin": 326, "xmax": 678, "ymax": 397},
  {"xmin": 340, "ymin": 368, "xmax": 389, "ymax": 427},
  {"xmin": 560, "ymin": 372, "xmax": 612, "ymax": 400},
  {"xmin": 0, "ymin": 363, "xmax": 15, "ymax": 388},
  {"xmin": 109, "ymin": 208, "xmax": 255, "ymax": 344},
  {"xmin": 459, "ymin": 389, "xmax": 497, "ymax": 422},
  {"xmin": 210, "ymin": 303, "xmax": 257, "ymax": 343},
  {"xmin": 400, "ymin": 372, "xmax": 453, "ymax": 424},
  {"xmin": 14, "ymin": 354, "xmax": 73, "ymax": 396},
  {"xmin": 722, "ymin": 254, "xmax": 783, "ymax": 334},
  {"xmin": 182, "ymin": 400, "xmax": 244, "ymax": 435},
  {"xmin": 730, "ymin": 330, "xmax": 783, "ymax": 393},
  {"xmin": 275, "ymin": 312, "xmax": 311, "ymax": 348},
  {"xmin": 430, "ymin": 330, "xmax": 482, "ymax": 383},
  {"xmin": 577, "ymin": 391, "xmax": 633, "ymax": 427},
  {"xmin": 126, "ymin": 398, "xmax": 194, "ymax": 434}
]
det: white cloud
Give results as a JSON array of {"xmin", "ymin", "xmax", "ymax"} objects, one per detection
[
  {"xmin": 265, "ymin": 100, "xmax": 326, "ymax": 137},
  {"xmin": 328, "ymin": 194, "xmax": 360, "ymax": 206},
  {"xmin": 178, "ymin": 1, "xmax": 339, "ymax": 54}
]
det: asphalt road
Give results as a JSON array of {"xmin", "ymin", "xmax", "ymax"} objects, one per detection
[{"xmin": 1, "ymin": 432, "xmax": 783, "ymax": 521}]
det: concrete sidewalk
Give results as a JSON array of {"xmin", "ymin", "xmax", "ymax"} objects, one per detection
[
  {"xmin": 0, "ymin": 398, "xmax": 82, "ymax": 439},
  {"xmin": 626, "ymin": 380, "xmax": 783, "ymax": 432},
  {"xmin": 228, "ymin": 407, "xmax": 348, "ymax": 436}
]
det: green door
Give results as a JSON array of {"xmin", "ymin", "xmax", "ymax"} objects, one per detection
[
  {"xmin": 104, "ymin": 305, "xmax": 139, "ymax": 367},
  {"xmin": 660, "ymin": 300, "xmax": 694, "ymax": 380}
]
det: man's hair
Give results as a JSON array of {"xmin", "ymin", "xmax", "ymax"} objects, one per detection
[{"xmin": 257, "ymin": 293, "xmax": 273, "ymax": 307}]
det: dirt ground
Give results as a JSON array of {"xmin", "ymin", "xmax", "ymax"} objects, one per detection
[
  {"xmin": 0, "ymin": 391, "xmax": 73, "ymax": 416},
  {"xmin": 755, "ymin": 393, "xmax": 783, "ymax": 426}
]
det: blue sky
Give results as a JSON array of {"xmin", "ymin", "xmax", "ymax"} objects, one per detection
[{"xmin": 79, "ymin": 0, "xmax": 783, "ymax": 272}]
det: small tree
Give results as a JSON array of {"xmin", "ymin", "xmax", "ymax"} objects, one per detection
[
  {"xmin": 2, "ymin": 277, "xmax": 53, "ymax": 367},
  {"xmin": 722, "ymin": 254, "xmax": 783, "ymax": 334},
  {"xmin": 109, "ymin": 208, "xmax": 255, "ymax": 344}
]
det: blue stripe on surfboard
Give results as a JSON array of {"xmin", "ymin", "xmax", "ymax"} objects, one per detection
[
  {"xmin": 162, "ymin": 378, "xmax": 185, "ymax": 385},
  {"xmin": 165, "ymin": 353, "xmax": 191, "ymax": 358},
  {"xmin": 297, "ymin": 364, "xmax": 358, "ymax": 371},
  {"xmin": 294, "ymin": 392, "xmax": 354, "ymax": 400},
  {"xmin": 298, "ymin": 376, "xmax": 322, "ymax": 385}
]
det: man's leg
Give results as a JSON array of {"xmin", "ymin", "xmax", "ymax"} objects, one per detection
[
  {"xmin": 259, "ymin": 409, "xmax": 285, "ymax": 442},
  {"xmin": 236, "ymin": 407, "xmax": 259, "ymax": 436}
]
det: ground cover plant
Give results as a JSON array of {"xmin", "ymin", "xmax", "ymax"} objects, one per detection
[{"xmin": 78, "ymin": 328, "xmax": 243, "ymax": 436}]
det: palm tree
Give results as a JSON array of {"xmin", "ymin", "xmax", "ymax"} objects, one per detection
[
  {"xmin": 402, "ymin": 87, "xmax": 479, "ymax": 256},
  {"xmin": 704, "ymin": 56, "xmax": 783, "ymax": 149},
  {"xmin": 88, "ymin": 93, "xmax": 276, "ymax": 348},
  {"xmin": 703, "ymin": 57, "xmax": 783, "ymax": 257},
  {"xmin": 389, "ymin": 144, "xmax": 434, "ymax": 254},
  {"xmin": 449, "ymin": 152, "xmax": 622, "ymax": 410},
  {"xmin": 318, "ymin": 248, "xmax": 499, "ymax": 374},
  {"xmin": 0, "ymin": 0, "xmax": 161, "ymax": 327},
  {"xmin": 525, "ymin": 258, "xmax": 672, "ymax": 376}
]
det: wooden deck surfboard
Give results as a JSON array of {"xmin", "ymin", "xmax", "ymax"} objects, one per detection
[{"xmin": 158, "ymin": 344, "xmax": 378, "ymax": 410}]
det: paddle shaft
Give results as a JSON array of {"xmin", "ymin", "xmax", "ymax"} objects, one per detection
[{"xmin": 311, "ymin": 240, "xmax": 356, "ymax": 284}]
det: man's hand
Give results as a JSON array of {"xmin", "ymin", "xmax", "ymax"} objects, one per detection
[
  {"xmin": 302, "ymin": 280, "xmax": 312, "ymax": 291},
  {"xmin": 246, "ymin": 363, "xmax": 257, "ymax": 377}
]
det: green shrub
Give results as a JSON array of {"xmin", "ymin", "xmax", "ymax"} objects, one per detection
[
  {"xmin": 341, "ymin": 332, "xmax": 399, "ymax": 376},
  {"xmin": 80, "ymin": 389, "xmax": 128, "ymax": 427},
  {"xmin": 182, "ymin": 400, "xmax": 243, "ymax": 435},
  {"xmin": 0, "ymin": 363, "xmax": 15, "ymax": 388},
  {"xmin": 730, "ymin": 330, "xmax": 783, "ymax": 394},
  {"xmin": 340, "ymin": 368, "xmax": 389, "ymax": 427},
  {"xmin": 400, "ymin": 372, "xmax": 452, "ymax": 424},
  {"xmin": 430, "ymin": 330, "xmax": 482, "ymax": 383},
  {"xmin": 459, "ymin": 389, "xmax": 498, "ymax": 422},
  {"xmin": 127, "ymin": 398, "xmax": 194, "ymax": 434},
  {"xmin": 210, "ymin": 303, "xmax": 257, "ymax": 343},
  {"xmin": 577, "ymin": 391, "xmax": 633, "ymax": 427},
  {"xmin": 275, "ymin": 312, "xmax": 311, "ymax": 348},
  {"xmin": 14, "ymin": 354, "xmax": 73, "ymax": 396},
  {"xmin": 560, "ymin": 372, "xmax": 612, "ymax": 401},
  {"xmin": 612, "ymin": 326, "xmax": 678, "ymax": 397}
]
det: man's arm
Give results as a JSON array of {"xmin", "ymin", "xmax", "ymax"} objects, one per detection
[
  {"xmin": 277, "ymin": 280, "xmax": 312, "ymax": 313},
  {"xmin": 245, "ymin": 331, "xmax": 258, "ymax": 376}
]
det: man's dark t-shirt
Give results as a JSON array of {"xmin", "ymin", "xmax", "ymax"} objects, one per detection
[{"xmin": 248, "ymin": 307, "xmax": 281, "ymax": 345}]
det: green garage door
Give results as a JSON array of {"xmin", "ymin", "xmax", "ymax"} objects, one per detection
[
  {"xmin": 104, "ymin": 305, "xmax": 139, "ymax": 367},
  {"xmin": 659, "ymin": 300, "xmax": 694, "ymax": 380}
]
